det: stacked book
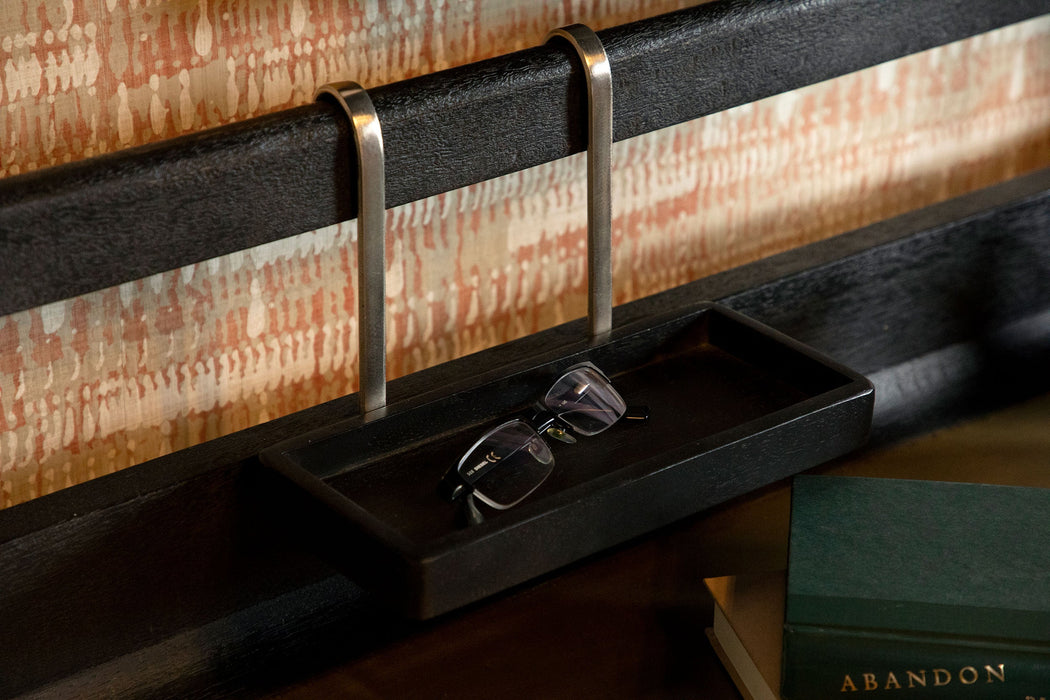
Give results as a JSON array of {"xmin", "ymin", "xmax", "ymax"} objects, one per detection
[{"xmin": 706, "ymin": 476, "xmax": 1050, "ymax": 699}]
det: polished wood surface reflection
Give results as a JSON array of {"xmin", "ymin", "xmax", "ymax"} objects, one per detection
[{"xmin": 268, "ymin": 394, "xmax": 1050, "ymax": 698}]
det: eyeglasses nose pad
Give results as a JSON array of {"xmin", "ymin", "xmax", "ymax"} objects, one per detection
[
  {"xmin": 545, "ymin": 426, "xmax": 578, "ymax": 444},
  {"xmin": 460, "ymin": 493, "xmax": 485, "ymax": 527}
]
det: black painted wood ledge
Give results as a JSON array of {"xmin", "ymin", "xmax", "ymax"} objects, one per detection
[
  {"xmin": 0, "ymin": 0, "xmax": 1047, "ymax": 316},
  {"xmin": 1, "ymin": 167, "xmax": 1049, "ymax": 698}
]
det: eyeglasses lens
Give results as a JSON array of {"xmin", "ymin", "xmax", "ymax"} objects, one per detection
[
  {"xmin": 543, "ymin": 366, "xmax": 627, "ymax": 436},
  {"xmin": 456, "ymin": 420, "xmax": 555, "ymax": 509}
]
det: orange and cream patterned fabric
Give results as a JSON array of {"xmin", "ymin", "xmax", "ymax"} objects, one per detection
[
  {"xmin": 0, "ymin": 0, "xmax": 702, "ymax": 176},
  {"xmin": 1, "ymin": 3, "xmax": 1048, "ymax": 509}
]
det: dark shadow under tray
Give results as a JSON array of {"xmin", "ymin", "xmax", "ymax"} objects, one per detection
[{"xmin": 262, "ymin": 302, "xmax": 873, "ymax": 618}]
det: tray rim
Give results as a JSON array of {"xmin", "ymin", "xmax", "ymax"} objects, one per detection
[{"xmin": 261, "ymin": 301, "xmax": 874, "ymax": 564}]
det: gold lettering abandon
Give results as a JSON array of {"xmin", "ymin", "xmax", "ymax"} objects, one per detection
[
  {"xmin": 839, "ymin": 664, "xmax": 1005, "ymax": 691},
  {"xmin": 906, "ymin": 670, "xmax": 926, "ymax": 688}
]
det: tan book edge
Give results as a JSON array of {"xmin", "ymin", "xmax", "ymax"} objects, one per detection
[{"xmin": 704, "ymin": 572, "xmax": 786, "ymax": 700}]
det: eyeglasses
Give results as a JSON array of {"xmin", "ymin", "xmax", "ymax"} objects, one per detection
[{"xmin": 438, "ymin": 363, "xmax": 646, "ymax": 524}]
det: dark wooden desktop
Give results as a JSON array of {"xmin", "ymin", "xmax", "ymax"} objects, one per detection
[
  {"xmin": 267, "ymin": 394, "xmax": 1050, "ymax": 699},
  {"xmin": 0, "ymin": 166, "xmax": 1047, "ymax": 698},
  {"xmin": 0, "ymin": 166, "xmax": 1046, "ymax": 699}
]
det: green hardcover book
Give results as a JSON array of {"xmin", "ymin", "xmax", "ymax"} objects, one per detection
[{"xmin": 782, "ymin": 475, "xmax": 1050, "ymax": 699}]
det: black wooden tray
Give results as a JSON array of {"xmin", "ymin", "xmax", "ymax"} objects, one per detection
[{"xmin": 261, "ymin": 302, "xmax": 873, "ymax": 618}]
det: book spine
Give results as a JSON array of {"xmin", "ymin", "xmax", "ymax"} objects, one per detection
[{"xmin": 781, "ymin": 624, "xmax": 1050, "ymax": 700}]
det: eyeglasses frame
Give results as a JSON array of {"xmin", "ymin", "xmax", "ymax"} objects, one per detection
[{"xmin": 438, "ymin": 362, "xmax": 646, "ymax": 523}]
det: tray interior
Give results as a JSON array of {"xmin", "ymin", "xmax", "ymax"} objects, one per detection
[{"xmin": 275, "ymin": 308, "xmax": 856, "ymax": 544}]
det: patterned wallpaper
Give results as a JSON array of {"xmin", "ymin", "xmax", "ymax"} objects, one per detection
[
  {"xmin": 0, "ymin": 0, "xmax": 701, "ymax": 176},
  {"xmin": 0, "ymin": 3, "xmax": 1048, "ymax": 509}
]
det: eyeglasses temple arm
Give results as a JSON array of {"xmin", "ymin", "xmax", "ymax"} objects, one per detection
[{"xmin": 624, "ymin": 405, "xmax": 650, "ymax": 423}]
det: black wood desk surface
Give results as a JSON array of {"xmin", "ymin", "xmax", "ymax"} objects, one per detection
[
  {"xmin": 4, "ymin": 171, "xmax": 1047, "ymax": 699},
  {"xmin": 259, "ymin": 393, "xmax": 1050, "ymax": 699}
]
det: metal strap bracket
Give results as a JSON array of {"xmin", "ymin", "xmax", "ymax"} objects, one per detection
[
  {"xmin": 316, "ymin": 82, "xmax": 387, "ymax": 417},
  {"xmin": 546, "ymin": 24, "xmax": 614, "ymax": 340}
]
